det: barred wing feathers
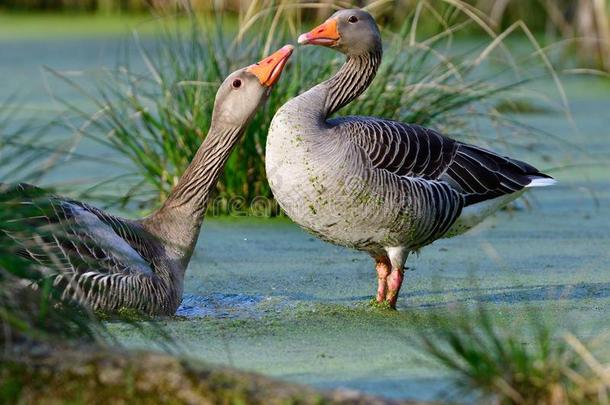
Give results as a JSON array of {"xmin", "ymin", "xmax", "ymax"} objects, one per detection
[
  {"xmin": 0, "ymin": 183, "xmax": 174, "ymax": 313},
  {"xmin": 340, "ymin": 117, "xmax": 553, "ymax": 206}
]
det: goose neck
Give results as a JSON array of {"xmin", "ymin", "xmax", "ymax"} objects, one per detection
[
  {"xmin": 145, "ymin": 123, "xmax": 243, "ymax": 265},
  {"xmin": 322, "ymin": 48, "xmax": 382, "ymax": 118}
]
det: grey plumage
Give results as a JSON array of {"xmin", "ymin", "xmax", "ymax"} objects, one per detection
[
  {"xmin": 1, "ymin": 128, "xmax": 232, "ymax": 315},
  {"xmin": 3, "ymin": 128, "xmax": 249, "ymax": 316}
]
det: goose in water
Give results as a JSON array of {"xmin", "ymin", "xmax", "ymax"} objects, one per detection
[
  {"xmin": 2, "ymin": 45, "xmax": 293, "ymax": 315},
  {"xmin": 265, "ymin": 9, "xmax": 554, "ymax": 309}
]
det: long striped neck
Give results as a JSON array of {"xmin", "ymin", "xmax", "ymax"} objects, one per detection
[
  {"xmin": 163, "ymin": 125, "xmax": 241, "ymax": 214},
  {"xmin": 145, "ymin": 124, "xmax": 242, "ymax": 265},
  {"xmin": 322, "ymin": 47, "xmax": 382, "ymax": 118}
]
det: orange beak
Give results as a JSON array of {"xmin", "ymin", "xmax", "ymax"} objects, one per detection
[
  {"xmin": 246, "ymin": 44, "xmax": 294, "ymax": 87},
  {"xmin": 297, "ymin": 18, "xmax": 340, "ymax": 46}
]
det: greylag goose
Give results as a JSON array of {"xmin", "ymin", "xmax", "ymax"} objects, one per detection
[
  {"xmin": 2, "ymin": 45, "xmax": 294, "ymax": 315},
  {"xmin": 265, "ymin": 9, "xmax": 554, "ymax": 309}
]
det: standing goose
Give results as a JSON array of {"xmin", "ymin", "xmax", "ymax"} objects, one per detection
[
  {"xmin": 266, "ymin": 9, "xmax": 554, "ymax": 309},
  {"xmin": 2, "ymin": 45, "xmax": 293, "ymax": 315}
]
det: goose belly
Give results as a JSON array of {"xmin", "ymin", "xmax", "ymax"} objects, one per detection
[
  {"xmin": 266, "ymin": 121, "xmax": 405, "ymax": 253},
  {"xmin": 268, "ymin": 169, "xmax": 392, "ymax": 252}
]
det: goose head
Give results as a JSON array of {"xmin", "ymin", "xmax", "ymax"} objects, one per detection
[
  {"xmin": 297, "ymin": 9, "xmax": 381, "ymax": 56},
  {"xmin": 212, "ymin": 44, "xmax": 294, "ymax": 128}
]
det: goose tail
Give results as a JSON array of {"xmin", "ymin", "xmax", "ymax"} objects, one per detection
[{"xmin": 526, "ymin": 175, "xmax": 557, "ymax": 187}]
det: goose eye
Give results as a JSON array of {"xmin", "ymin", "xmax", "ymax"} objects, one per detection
[
  {"xmin": 348, "ymin": 15, "xmax": 358, "ymax": 23},
  {"xmin": 232, "ymin": 79, "xmax": 242, "ymax": 89}
]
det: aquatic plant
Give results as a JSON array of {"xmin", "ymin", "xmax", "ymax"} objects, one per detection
[
  {"xmin": 0, "ymin": 101, "xmax": 161, "ymax": 346},
  {"xmin": 0, "ymin": 187, "xmax": 107, "ymax": 346},
  {"xmin": 0, "ymin": 96, "xmax": 57, "ymax": 183},
  {"xmin": 422, "ymin": 306, "xmax": 610, "ymax": 404},
  {"xmin": 49, "ymin": 0, "xmax": 566, "ymax": 215},
  {"xmin": 0, "ymin": 110, "xmax": 112, "ymax": 345}
]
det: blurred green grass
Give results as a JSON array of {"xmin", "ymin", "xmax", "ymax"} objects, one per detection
[{"xmin": 0, "ymin": 13, "xmax": 166, "ymax": 39}]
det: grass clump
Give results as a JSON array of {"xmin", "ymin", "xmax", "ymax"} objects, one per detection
[
  {"xmin": 48, "ymin": 0, "xmax": 567, "ymax": 215},
  {"xmin": 422, "ymin": 306, "xmax": 610, "ymax": 404},
  {"xmin": 0, "ymin": 185, "xmax": 109, "ymax": 346},
  {"xmin": 0, "ymin": 96, "xmax": 104, "ymax": 346}
]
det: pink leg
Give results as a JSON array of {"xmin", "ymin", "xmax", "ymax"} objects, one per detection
[
  {"xmin": 385, "ymin": 267, "xmax": 404, "ymax": 309},
  {"xmin": 375, "ymin": 257, "xmax": 391, "ymax": 303}
]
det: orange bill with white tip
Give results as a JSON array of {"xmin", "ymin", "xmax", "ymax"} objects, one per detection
[
  {"xmin": 297, "ymin": 18, "xmax": 340, "ymax": 46},
  {"xmin": 246, "ymin": 45, "xmax": 294, "ymax": 87}
]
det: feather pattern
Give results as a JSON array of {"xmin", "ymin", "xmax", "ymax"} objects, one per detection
[
  {"xmin": 325, "ymin": 50, "xmax": 381, "ymax": 116},
  {"xmin": 1, "ymin": 183, "xmax": 179, "ymax": 315},
  {"xmin": 337, "ymin": 117, "xmax": 551, "ymax": 206}
]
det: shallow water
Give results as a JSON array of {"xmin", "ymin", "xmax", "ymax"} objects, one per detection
[{"xmin": 2, "ymin": 34, "xmax": 610, "ymax": 402}]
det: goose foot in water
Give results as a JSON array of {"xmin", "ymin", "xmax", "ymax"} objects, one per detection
[
  {"xmin": 382, "ymin": 247, "xmax": 409, "ymax": 309},
  {"xmin": 373, "ymin": 254, "xmax": 405, "ymax": 309}
]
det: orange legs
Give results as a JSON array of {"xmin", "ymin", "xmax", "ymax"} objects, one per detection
[
  {"xmin": 374, "ymin": 248, "xmax": 408, "ymax": 309},
  {"xmin": 375, "ymin": 256, "xmax": 391, "ymax": 303},
  {"xmin": 385, "ymin": 266, "xmax": 404, "ymax": 308}
]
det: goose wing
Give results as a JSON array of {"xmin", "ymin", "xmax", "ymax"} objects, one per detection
[
  {"xmin": 391, "ymin": 176, "xmax": 465, "ymax": 249},
  {"xmin": 329, "ymin": 121, "xmax": 465, "ymax": 249},
  {"xmin": 1, "ymin": 183, "xmax": 157, "ymax": 287},
  {"xmin": 338, "ymin": 117, "xmax": 552, "ymax": 205}
]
